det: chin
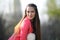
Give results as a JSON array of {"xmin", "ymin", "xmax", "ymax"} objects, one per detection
[
  {"xmin": 30, "ymin": 17, "xmax": 34, "ymax": 20},
  {"xmin": 28, "ymin": 17, "xmax": 34, "ymax": 20},
  {"xmin": 30, "ymin": 18, "xmax": 33, "ymax": 20}
]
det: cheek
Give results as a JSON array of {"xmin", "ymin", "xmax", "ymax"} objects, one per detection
[
  {"xmin": 32, "ymin": 13, "xmax": 35, "ymax": 17},
  {"xmin": 26, "ymin": 12, "xmax": 30, "ymax": 17},
  {"xmin": 26, "ymin": 13, "xmax": 29, "ymax": 16},
  {"xmin": 26, "ymin": 12, "xmax": 35, "ymax": 18}
]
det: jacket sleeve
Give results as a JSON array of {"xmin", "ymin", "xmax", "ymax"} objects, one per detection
[{"xmin": 20, "ymin": 20, "xmax": 30, "ymax": 40}]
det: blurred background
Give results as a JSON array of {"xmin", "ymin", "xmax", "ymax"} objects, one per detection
[{"xmin": 0, "ymin": 0, "xmax": 60, "ymax": 40}]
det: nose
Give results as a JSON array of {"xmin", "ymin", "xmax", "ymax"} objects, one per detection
[{"xmin": 29, "ymin": 12, "xmax": 32, "ymax": 16}]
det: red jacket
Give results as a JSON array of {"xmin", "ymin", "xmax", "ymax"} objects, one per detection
[{"xmin": 8, "ymin": 17, "xmax": 33, "ymax": 40}]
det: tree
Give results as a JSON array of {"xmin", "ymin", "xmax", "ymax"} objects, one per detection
[{"xmin": 47, "ymin": 0, "xmax": 60, "ymax": 18}]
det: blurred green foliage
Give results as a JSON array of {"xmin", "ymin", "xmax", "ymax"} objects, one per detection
[{"xmin": 47, "ymin": 0, "xmax": 60, "ymax": 18}]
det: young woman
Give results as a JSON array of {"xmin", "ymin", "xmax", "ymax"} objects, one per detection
[{"xmin": 8, "ymin": 3, "xmax": 41, "ymax": 40}]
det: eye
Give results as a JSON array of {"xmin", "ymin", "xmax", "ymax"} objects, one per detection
[
  {"xmin": 27, "ymin": 11, "xmax": 29, "ymax": 13},
  {"xmin": 31, "ymin": 11, "xmax": 34, "ymax": 13}
]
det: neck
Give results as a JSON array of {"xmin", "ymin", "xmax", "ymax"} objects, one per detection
[{"xmin": 30, "ymin": 19, "xmax": 34, "ymax": 23}]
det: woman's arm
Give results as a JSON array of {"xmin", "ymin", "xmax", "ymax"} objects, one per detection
[{"xmin": 20, "ymin": 20, "xmax": 30, "ymax": 40}]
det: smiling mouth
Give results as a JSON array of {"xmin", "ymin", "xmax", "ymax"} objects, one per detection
[{"xmin": 30, "ymin": 16, "xmax": 32, "ymax": 18}]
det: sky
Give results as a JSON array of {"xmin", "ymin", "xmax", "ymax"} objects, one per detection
[
  {"xmin": 0, "ymin": 0, "xmax": 14, "ymax": 13},
  {"xmin": 0, "ymin": 0, "xmax": 48, "ymax": 14}
]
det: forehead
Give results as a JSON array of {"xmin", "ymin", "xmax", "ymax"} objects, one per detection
[{"xmin": 26, "ymin": 6, "xmax": 35, "ymax": 11}]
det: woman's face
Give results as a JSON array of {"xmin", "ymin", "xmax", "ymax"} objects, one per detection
[{"xmin": 26, "ymin": 6, "xmax": 35, "ymax": 20}]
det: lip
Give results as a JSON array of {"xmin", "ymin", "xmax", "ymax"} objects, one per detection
[{"xmin": 30, "ymin": 16, "xmax": 33, "ymax": 18}]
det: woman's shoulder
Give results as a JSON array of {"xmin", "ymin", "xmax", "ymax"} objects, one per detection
[
  {"xmin": 23, "ymin": 17, "xmax": 31, "ymax": 24},
  {"xmin": 21, "ymin": 17, "xmax": 31, "ymax": 26}
]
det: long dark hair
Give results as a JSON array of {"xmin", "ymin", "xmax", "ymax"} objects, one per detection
[
  {"xmin": 25, "ymin": 3, "xmax": 41, "ymax": 40},
  {"xmin": 14, "ymin": 3, "xmax": 41, "ymax": 40}
]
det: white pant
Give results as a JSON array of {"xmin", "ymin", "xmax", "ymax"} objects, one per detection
[{"xmin": 27, "ymin": 33, "xmax": 35, "ymax": 40}]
